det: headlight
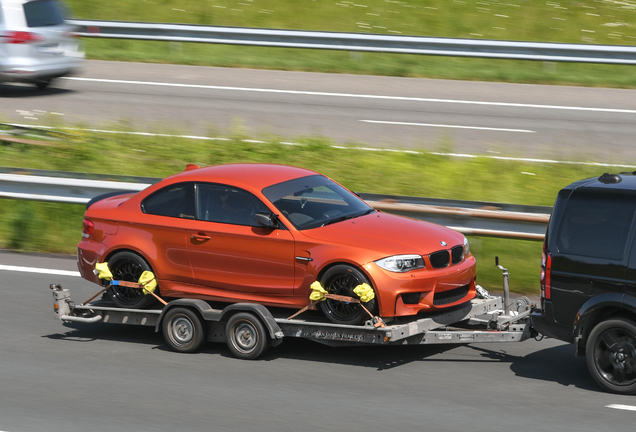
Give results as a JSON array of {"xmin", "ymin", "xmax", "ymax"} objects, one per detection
[
  {"xmin": 374, "ymin": 255, "xmax": 425, "ymax": 273},
  {"xmin": 463, "ymin": 237, "xmax": 470, "ymax": 255}
]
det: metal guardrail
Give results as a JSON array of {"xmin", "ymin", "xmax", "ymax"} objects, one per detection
[
  {"xmin": 0, "ymin": 167, "xmax": 550, "ymax": 241},
  {"xmin": 68, "ymin": 19, "xmax": 636, "ymax": 65}
]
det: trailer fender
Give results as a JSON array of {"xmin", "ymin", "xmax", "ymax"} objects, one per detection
[
  {"xmin": 155, "ymin": 299, "xmax": 222, "ymax": 332},
  {"xmin": 218, "ymin": 303, "xmax": 284, "ymax": 341},
  {"xmin": 155, "ymin": 301, "xmax": 284, "ymax": 342}
]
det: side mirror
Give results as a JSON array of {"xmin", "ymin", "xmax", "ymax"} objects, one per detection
[{"xmin": 254, "ymin": 212, "xmax": 277, "ymax": 229}]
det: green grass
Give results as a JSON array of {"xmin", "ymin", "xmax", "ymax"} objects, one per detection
[
  {"xmin": 66, "ymin": 0, "xmax": 636, "ymax": 87},
  {"xmin": 0, "ymin": 125, "xmax": 628, "ymax": 295}
]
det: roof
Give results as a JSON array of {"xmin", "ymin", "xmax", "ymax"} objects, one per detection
[
  {"xmin": 163, "ymin": 163, "xmax": 320, "ymax": 191},
  {"xmin": 566, "ymin": 172, "xmax": 636, "ymax": 192}
]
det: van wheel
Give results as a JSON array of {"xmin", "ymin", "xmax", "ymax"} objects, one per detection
[
  {"xmin": 318, "ymin": 264, "xmax": 377, "ymax": 325},
  {"xmin": 163, "ymin": 308, "xmax": 205, "ymax": 353},
  {"xmin": 586, "ymin": 317, "xmax": 636, "ymax": 394},
  {"xmin": 226, "ymin": 313, "xmax": 270, "ymax": 360},
  {"xmin": 107, "ymin": 251, "xmax": 157, "ymax": 309}
]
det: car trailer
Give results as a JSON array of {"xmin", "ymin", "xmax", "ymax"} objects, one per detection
[{"xmin": 50, "ymin": 266, "xmax": 537, "ymax": 360}]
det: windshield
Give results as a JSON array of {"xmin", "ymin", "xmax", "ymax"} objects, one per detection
[{"xmin": 262, "ymin": 175, "xmax": 374, "ymax": 230}]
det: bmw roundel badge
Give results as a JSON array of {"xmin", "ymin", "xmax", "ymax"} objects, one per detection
[{"xmin": 440, "ymin": 241, "xmax": 447, "ymax": 246}]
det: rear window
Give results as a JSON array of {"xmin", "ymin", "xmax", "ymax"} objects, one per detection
[
  {"xmin": 141, "ymin": 183, "xmax": 195, "ymax": 219},
  {"xmin": 23, "ymin": 0, "xmax": 65, "ymax": 27},
  {"xmin": 555, "ymin": 190, "xmax": 636, "ymax": 260}
]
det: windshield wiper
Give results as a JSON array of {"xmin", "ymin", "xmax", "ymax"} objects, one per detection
[{"xmin": 320, "ymin": 208, "xmax": 376, "ymax": 227}]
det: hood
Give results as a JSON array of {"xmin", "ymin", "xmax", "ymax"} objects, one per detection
[{"xmin": 299, "ymin": 212, "xmax": 465, "ymax": 257}]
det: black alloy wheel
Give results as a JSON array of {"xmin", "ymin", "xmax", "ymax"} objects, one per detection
[
  {"xmin": 586, "ymin": 317, "xmax": 636, "ymax": 395},
  {"xmin": 318, "ymin": 264, "xmax": 378, "ymax": 326},
  {"xmin": 107, "ymin": 251, "xmax": 157, "ymax": 309}
]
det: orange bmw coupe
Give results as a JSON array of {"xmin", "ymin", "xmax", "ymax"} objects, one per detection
[{"xmin": 77, "ymin": 164, "xmax": 477, "ymax": 325}]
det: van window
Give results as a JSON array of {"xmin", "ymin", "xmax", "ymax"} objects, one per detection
[
  {"xmin": 556, "ymin": 190, "xmax": 636, "ymax": 260},
  {"xmin": 23, "ymin": 0, "xmax": 65, "ymax": 27}
]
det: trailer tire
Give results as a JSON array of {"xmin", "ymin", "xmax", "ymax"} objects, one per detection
[
  {"xmin": 585, "ymin": 317, "xmax": 636, "ymax": 395},
  {"xmin": 163, "ymin": 307, "xmax": 205, "ymax": 353},
  {"xmin": 107, "ymin": 251, "xmax": 157, "ymax": 309},
  {"xmin": 226, "ymin": 312, "xmax": 270, "ymax": 360}
]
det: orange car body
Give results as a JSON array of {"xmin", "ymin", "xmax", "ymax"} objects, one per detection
[{"xmin": 77, "ymin": 164, "xmax": 476, "ymax": 318}]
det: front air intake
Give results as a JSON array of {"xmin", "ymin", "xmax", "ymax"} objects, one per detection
[
  {"xmin": 433, "ymin": 285, "xmax": 470, "ymax": 306},
  {"xmin": 429, "ymin": 250, "xmax": 450, "ymax": 268}
]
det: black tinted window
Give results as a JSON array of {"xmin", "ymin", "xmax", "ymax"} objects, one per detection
[
  {"xmin": 197, "ymin": 184, "xmax": 269, "ymax": 227},
  {"xmin": 556, "ymin": 191, "xmax": 636, "ymax": 260},
  {"xmin": 142, "ymin": 183, "xmax": 195, "ymax": 219},
  {"xmin": 24, "ymin": 0, "xmax": 65, "ymax": 27}
]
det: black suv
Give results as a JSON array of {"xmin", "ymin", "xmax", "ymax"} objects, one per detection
[{"xmin": 532, "ymin": 173, "xmax": 636, "ymax": 394}]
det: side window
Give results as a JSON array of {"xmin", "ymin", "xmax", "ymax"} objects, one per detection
[
  {"xmin": 556, "ymin": 191, "xmax": 636, "ymax": 260},
  {"xmin": 141, "ymin": 183, "xmax": 195, "ymax": 219},
  {"xmin": 197, "ymin": 183, "xmax": 269, "ymax": 227}
]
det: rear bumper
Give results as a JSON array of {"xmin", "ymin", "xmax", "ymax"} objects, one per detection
[
  {"xmin": 0, "ymin": 55, "xmax": 83, "ymax": 83},
  {"xmin": 531, "ymin": 300, "xmax": 574, "ymax": 343},
  {"xmin": 77, "ymin": 240, "xmax": 108, "ymax": 285}
]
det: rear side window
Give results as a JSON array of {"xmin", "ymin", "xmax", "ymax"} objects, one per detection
[
  {"xmin": 141, "ymin": 183, "xmax": 195, "ymax": 219},
  {"xmin": 556, "ymin": 191, "xmax": 636, "ymax": 260},
  {"xmin": 23, "ymin": 0, "xmax": 65, "ymax": 27}
]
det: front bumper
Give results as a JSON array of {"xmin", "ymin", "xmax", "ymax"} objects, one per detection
[{"xmin": 365, "ymin": 255, "xmax": 477, "ymax": 318}]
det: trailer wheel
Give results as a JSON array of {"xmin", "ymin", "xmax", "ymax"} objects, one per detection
[
  {"xmin": 226, "ymin": 313, "xmax": 270, "ymax": 360},
  {"xmin": 586, "ymin": 317, "xmax": 636, "ymax": 395},
  {"xmin": 163, "ymin": 308, "xmax": 205, "ymax": 353}
]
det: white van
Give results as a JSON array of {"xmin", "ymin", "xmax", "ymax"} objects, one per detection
[{"xmin": 0, "ymin": 0, "xmax": 84, "ymax": 89}]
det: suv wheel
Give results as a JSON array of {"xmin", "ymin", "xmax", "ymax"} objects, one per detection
[{"xmin": 586, "ymin": 317, "xmax": 636, "ymax": 395}]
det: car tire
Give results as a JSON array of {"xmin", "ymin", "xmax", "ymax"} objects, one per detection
[
  {"xmin": 585, "ymin": 317, "xmax": 636, "ymax": 395},
  {"xmin": 225, "ymin": 312, "xmax": 270, "ymax": 360},
  {"xmin": 107, "ymin": 251, "xmax": 158, "ymax": 309},
  {"xmin": 35, "ymin": 79, "xmax": 52, "ymax": 90},
  {"xmin": 162, "ymin": 307, "xmax": 205, "ymax": 353},
  {"xmin": 318, "ymin": 264, "xmax": 378, "ymax": 326}
]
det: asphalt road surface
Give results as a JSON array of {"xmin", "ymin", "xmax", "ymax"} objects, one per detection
[
  {"xmin": 2, "ymin": 61, "xmax": 636, "ymax": 163},
  {"xmin": 1, "ymin": 250, "xmax": 635, "ymax": 432}
]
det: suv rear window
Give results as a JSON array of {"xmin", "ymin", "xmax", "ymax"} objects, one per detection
[
  {"xmin": 556, "ymin": 190, "xmax": 636, "ymax": 260},
  {"xmin": 23, "ymin": 0, "xmax": 65, "ymax": 27}
]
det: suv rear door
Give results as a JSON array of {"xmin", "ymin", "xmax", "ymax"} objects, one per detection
[{"xmin": 550, "ymin": 189, "xmax": 636, "ymax": 326}]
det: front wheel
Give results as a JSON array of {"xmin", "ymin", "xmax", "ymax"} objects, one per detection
[
  {"xmin": 163, "ymin": 308, "xmax": 205, "ymax": 353},
  {"xmin": 586, "ymin": 317, "xmax": 636, "ymax": 395},
  {"xmin": 318, "ymin": 264, "xmax": 378, "ymax": 325},
  {"xmin": 225, "ymin": 313, "xmax": 270, "ymax": 360}
]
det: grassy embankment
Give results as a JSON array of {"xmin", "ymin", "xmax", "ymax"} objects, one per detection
[
  {"xmin": 0, "ymin": 127, "xmax": 627, "ymax": 294},
  {"xmin": 66, "ymin": 0, "xmax": 636, "ymax": 87}
]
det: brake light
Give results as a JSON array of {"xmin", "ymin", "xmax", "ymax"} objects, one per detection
[
  {"xmin": 82, "ymin": 219, "xmax": 94, "ymax": 239},
  {"xmin": 3, "ymin": 31, "xmax": 44, "ymax": 44},
  {"xmin": 540, "ymin": 242, "xmax": 551, "ymax": 300}
]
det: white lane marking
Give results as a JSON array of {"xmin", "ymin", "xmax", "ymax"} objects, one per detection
[
  {"xmin": 361, "ymin": 120, "xmax": 535, "ymax": 133},
  {"xmin": 63, "ymin": 77, "xmax": 636, "ymax": 114},
  {"xmin": 0, "ymin": 264, "xmax": 80, "ymax": 277},
  {"xmin": 606, "ymin": 404, "xmax": 636, "ymax": 412},
  {"xmin": 9, "ymin": 123, "xmax": 636, "ymax": 169}
]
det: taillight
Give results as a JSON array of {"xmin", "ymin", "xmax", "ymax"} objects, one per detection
[
  {"xmin": 82, "ymin": 219, "xmax": 94, "ymax": 239},
  {"xmin": 3, "ymin": 31, "xmax": 44, "ymax": 44},
  {"xmin": 540, "ymin": 242, "xmax": 551, "ymax": 300}
]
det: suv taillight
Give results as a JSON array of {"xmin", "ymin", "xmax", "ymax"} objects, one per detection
[
  {"xmin": 3, "ymin": 31, "xmax": 44, "ymax": 44},
  {"xmin": 540, "ymin": 242, "xmax": 551, "ymax": 300},
  {"xmin": 82, "ymin": 219, "xmax": 94, "ymax": 239}
]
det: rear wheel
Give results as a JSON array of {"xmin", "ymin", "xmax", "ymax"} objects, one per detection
[
  {"xmin": 35, "ymin": 79, "xmax": 52, "ymax": 89},
  {"xmin": 107, "ymin": 251, "xmax": 157, "ymax": 309},
  {"xmin": 586, "ymin": 317, "xmax": 636, "ymax": 395},
  {"xmin": 162, "ymin": 308, "xmax": 205, "ymax": 353},
  {"xmin": 318, "ymin": 264, "xmax": 377, "ymax": 325},
  {"xmin": 225, "ymin": 313, "xmax": 270, "ymax": 360}
]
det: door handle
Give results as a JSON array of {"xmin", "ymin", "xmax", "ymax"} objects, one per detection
[{"xmin": 191, "ymin": 233, "xmax": 211, "ymax": 241}]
